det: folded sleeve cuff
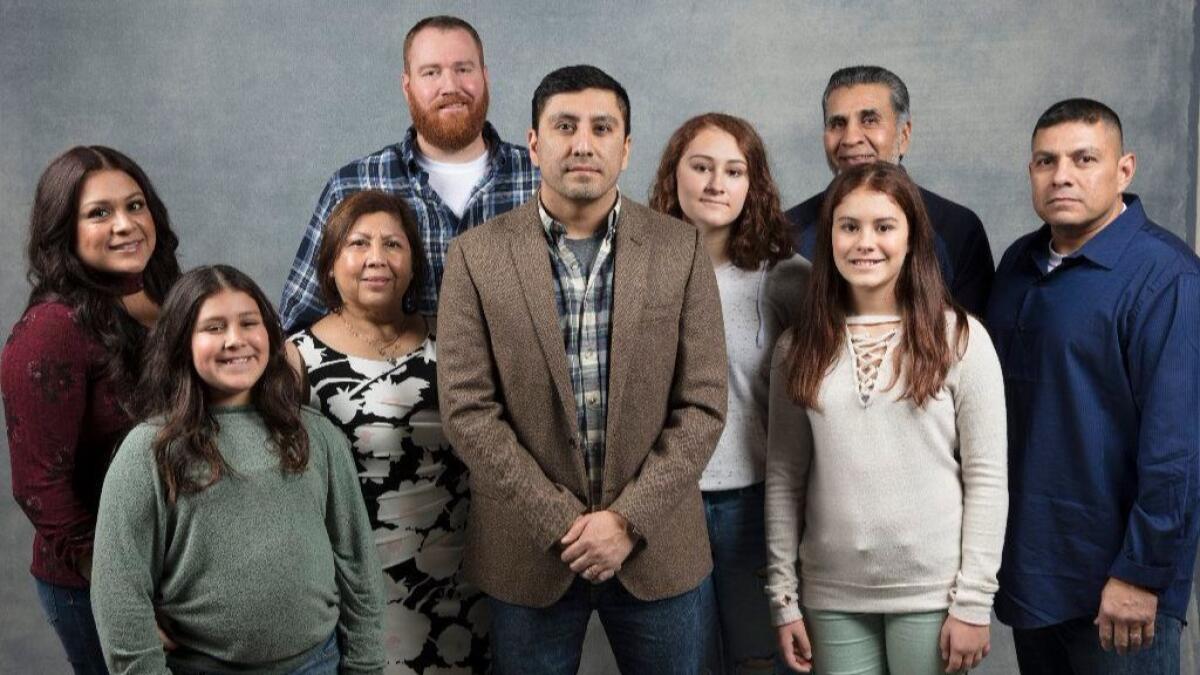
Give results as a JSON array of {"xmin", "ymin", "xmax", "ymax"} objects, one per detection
[
  {"xmin": 769, "ymin": 593, "xmax": 803, "ymax": 626},
  {"xmin": 1109, "ymin": 555, "xmax": 1175, "ymax": 591}
]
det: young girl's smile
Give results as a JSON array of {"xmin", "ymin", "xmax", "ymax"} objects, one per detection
[
  {"xmin": 831, "ymin": 186, "xmax": 910, "ymax": 312},
  {"xmin": 191, "ymin": 289, "xmax": 268, "ymax": 406}
]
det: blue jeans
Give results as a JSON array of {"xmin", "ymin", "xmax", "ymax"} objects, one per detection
[
  {"xmin": 1012, "ymin": 614, "xmax": 1182, "ymax": 675},
  {"xmin": 488, "ymin": 575, "xmax": 714, "ymax": 675},
  {"xmin": 703, "ymin": 484, "xmax": 789, "ymax": 674},
  {"xmin": 34, "ymin": 577, "xmax": 108, "ymax": 675}
]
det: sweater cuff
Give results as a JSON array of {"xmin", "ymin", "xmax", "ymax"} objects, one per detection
[
  {"xmin": 947, "ymin": 603, "xmax": 992, "ymax": 626},
  {"xmin": 769, "ymin": 593, "xmax": 803, "ymax": 627},
  {"xmin": 1108, "ymin": 554, "xmax": 1175, "ymax": 591},
  {"xmin": 948, "ymin": 573, "xmax": 996, "ymax": 626}
]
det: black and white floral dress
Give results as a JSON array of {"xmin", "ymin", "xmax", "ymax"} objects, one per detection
[{"xmin": 290, "ymin": 330, "xmax": 490, "ymax": 674}]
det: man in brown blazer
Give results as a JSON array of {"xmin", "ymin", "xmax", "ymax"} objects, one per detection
[{"xmin": 438, "ymin": 65, "xmax": 727, "ymax": 674}]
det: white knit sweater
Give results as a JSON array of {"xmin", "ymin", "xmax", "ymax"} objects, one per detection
[
  {"xmin": 764, "ymin": 313, "xmax": 1007, "ymax": 626},
  {"xmin": 701, "ymin": 254, "xmax": 810, "ymax": 491}
]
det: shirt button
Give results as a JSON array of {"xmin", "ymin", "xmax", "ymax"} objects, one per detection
[
  {"xmin": 583, "ymin": 349, "xmax": 596, "ymax": 362},
  {"xmin": 585, "ymin": 392, "xmax": 600, "ymax": 408}
]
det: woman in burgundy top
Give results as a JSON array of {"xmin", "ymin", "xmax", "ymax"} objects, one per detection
[{"xmin": 1, "ymin": 146, "xmax": 180, "ymax": 673}]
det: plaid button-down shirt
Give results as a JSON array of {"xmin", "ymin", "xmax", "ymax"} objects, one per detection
[
  {"xmin": 280, "ymin": 123, "xmax": 539, "ymax": 332},
  {"xmin": 539, "ymin": 196, "xmax": 620, "ymax": 509}
]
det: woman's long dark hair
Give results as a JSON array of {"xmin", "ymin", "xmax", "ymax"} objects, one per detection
[
  {"xmin": 649, "ymin": 113, "xmax": 793, "ymax": 270},
  {"xmin": 26, "ymin": 146, "xmax": 181, "ymax": 388},
  {"xmin": 137, "ymin": 265, "xmax": 309, "ymax": 503},
  {"xmin": 785, "ymin": 162, "xmax": 967, "ymax": 409}
]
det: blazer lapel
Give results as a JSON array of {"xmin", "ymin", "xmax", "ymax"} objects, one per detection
[
  {"xmin": 604, "ymin": 198, "xmax": 649, "ymax": 448},
  {"xmin": 508, "ymin": 207, "xmax": 579, "ymax": 435}
]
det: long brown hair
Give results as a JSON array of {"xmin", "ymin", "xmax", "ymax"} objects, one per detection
[
  {"xmin": 649, "ymin": 113, "xmax": 793, "ymax": 270},
  {"xmin": 137, "ymin": 265, "xmax": 309, "ymax": 503},
  {"xmin": 25, "ymin": 146, "xmax": 181, "ymax": 388},
  {"xmin": 785, "ymin": 163, "xmax": 967, "ymax": 408}
]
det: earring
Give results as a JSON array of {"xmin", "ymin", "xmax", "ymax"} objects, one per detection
[{"xmin": 402, "ymin": 288, "xmax": 418, "ymax": 315}]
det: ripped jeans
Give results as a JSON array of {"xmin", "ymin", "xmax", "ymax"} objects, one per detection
[{"xmin": 704, "ymin": 483, "xmax": 790, "ymax": 674}]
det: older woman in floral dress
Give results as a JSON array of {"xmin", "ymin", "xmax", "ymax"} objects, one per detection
[{"xmin": 285, "ymin": 190, "xmax": 488, "ymax": 674}]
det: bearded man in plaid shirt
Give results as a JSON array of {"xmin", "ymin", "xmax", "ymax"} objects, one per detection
[{"xmin": 280, "ymin": 15, "xmax": 537, "ymax": 331}]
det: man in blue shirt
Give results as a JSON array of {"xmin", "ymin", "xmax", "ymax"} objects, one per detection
[
  {"xmin": 988, "ymin": 98, "xmax": 1200, "ymax": 674},
  {"xmin": 786, "ymin": 65, "xmax": 994, "ymax": 315},
  {"xmin": 279, "ymin": 15, "xmax": 538, "ymax": 331}
]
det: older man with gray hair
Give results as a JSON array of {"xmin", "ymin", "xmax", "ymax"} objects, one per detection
[{"xmin": 786, "ymin": 65, "xmax": 994, "ymax": 315}]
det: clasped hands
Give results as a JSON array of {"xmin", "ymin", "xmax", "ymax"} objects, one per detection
[{"xmin": 560, "ymin": 510, "xmax": 635, "ymax": 584}]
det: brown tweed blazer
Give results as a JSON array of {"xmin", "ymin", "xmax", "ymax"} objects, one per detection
[{"xmin": 437, "ymin": 196, "xmax": 727, "ymax": 607}]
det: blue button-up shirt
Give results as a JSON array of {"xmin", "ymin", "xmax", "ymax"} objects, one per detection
[
  {"xmin": 280, "ymin": 123, "xmax": 539, "ymax": 331},
  {"xmin": 987, "ymin": 195, "xmax": 1200, "ymax": 628}
]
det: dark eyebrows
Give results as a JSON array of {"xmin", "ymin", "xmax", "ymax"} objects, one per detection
[
  {"xmin": 685, "ymin": 153, "xmax": 747, "ymax": 167},
  {"xmin": 196, "ymin": 308, "xmax": 263, "ymax": 325},
  {"xmin": 1032, "ymin": 146, "xmax": 1102, "ymax": 159},
  {"xmin": 589, "ymin": 113, "xmax": 619, "ymax": 127},
  {"xmin": 80, "ymin": 190, "xmax": 145, "ymax": 210}
]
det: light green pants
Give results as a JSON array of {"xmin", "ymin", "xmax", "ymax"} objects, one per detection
[{"xmin": 805, "ymin": 608, "xmax": 962, "ymax": 675}]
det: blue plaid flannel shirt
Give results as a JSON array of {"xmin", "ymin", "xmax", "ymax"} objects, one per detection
[
  {"xmin": 280, "ymin": 123, "xmax": 538, "ymax": 332},
  {"xmin": 539, "ymin": 196, "xmax": 620, "ymax": 509}
]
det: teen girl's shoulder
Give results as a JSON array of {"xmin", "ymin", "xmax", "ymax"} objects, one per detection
[
  {"xmin": 944, "ymin": 310, "xmax": 1001, "ymax": 373},
  {"xmin": 104, "ymin": 420, "xmax": 163, "ymax": 488},
  {"xmin": 298, "ymin": 405, "xmax": 348, "ymax": 449}
]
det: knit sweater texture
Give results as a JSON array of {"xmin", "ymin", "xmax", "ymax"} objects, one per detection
[
  {"xmin": 91, "ymin": 405, "xmax": 385, "ymax": 674},
  {"xmin": 765, "ymin": 314, "xmax": 1007, "ymax": 626},
  {"xmin": 701, "ymin": 254, "xmax": 810, "ymax": 491}
]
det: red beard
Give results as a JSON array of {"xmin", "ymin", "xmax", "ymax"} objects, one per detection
[{"xmin": 409, "ymin": 88, "xmax": 490, "ymax": 153}]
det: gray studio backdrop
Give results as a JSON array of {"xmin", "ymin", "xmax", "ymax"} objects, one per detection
[{"xmin": 2, "ymin": 1, "xmax": 1197, "ymax": 672}]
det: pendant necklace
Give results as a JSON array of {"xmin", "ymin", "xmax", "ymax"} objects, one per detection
[{"xmin": 336, "ymin": 309, "xmax": 408, "ymax": 361}]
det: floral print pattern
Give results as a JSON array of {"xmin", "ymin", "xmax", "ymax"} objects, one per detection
[{"xmin": 290, "ymin": 330, "xmax": 489, "ymax": 674}]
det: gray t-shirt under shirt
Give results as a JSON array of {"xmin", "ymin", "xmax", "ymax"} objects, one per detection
[{"xmin": 563, "ymin": 227, "xmax": 607, "ymax": 276}]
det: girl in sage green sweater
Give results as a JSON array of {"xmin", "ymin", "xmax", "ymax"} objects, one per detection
[
  {"xmin": 91, "ymin": 265, "xmax": 385, "ymax": 675},
  {"xmin": 766, "ymin": 164, "xmax": 1007, "ymax": 675}
]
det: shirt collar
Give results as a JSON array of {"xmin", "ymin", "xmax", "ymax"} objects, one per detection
[
  {"xmin": 400, "ymin": 121, "xmax": 504, "ymax": 170},
  {"xmin": 538, "ymin": 190, "xmax": 622, "ymax": 242},
  {"xmin": 1027, "ymin": 194, "xmax": 1145, "ymax": 272}
]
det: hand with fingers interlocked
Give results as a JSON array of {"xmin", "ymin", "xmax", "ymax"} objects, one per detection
[{"xmin": 559, "ymin": 510, "xmax": 635, "ymax": 583}]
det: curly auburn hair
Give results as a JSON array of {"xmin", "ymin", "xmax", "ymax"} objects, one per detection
[{"xmin": 648, "ymin": 113, "xmax": 793, "ymax": 270}]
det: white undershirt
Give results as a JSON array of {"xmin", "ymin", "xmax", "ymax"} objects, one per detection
[{"xmin": 415, "ymin": 149, "xmax": 489, "ymax": 218}]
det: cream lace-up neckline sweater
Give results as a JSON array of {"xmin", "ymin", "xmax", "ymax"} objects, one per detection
[{"xmin": 764, "ymin": 313, "xmax": 1008, "ymax": 626}]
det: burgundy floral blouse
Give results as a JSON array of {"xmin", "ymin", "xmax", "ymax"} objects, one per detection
[{"xmin": 2, "ymin": 301, "xmax": 136, "ymax": 588}]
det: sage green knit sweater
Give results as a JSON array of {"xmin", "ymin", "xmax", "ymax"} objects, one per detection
[{"xmin": 91, "ymin": 405, "xmax": 384, "ymax": 674}]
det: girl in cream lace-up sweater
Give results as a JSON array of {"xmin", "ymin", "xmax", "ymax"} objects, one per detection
[{"xmin": 765, "ymin": 163, "xmax": 1007, "ymax": 675}]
